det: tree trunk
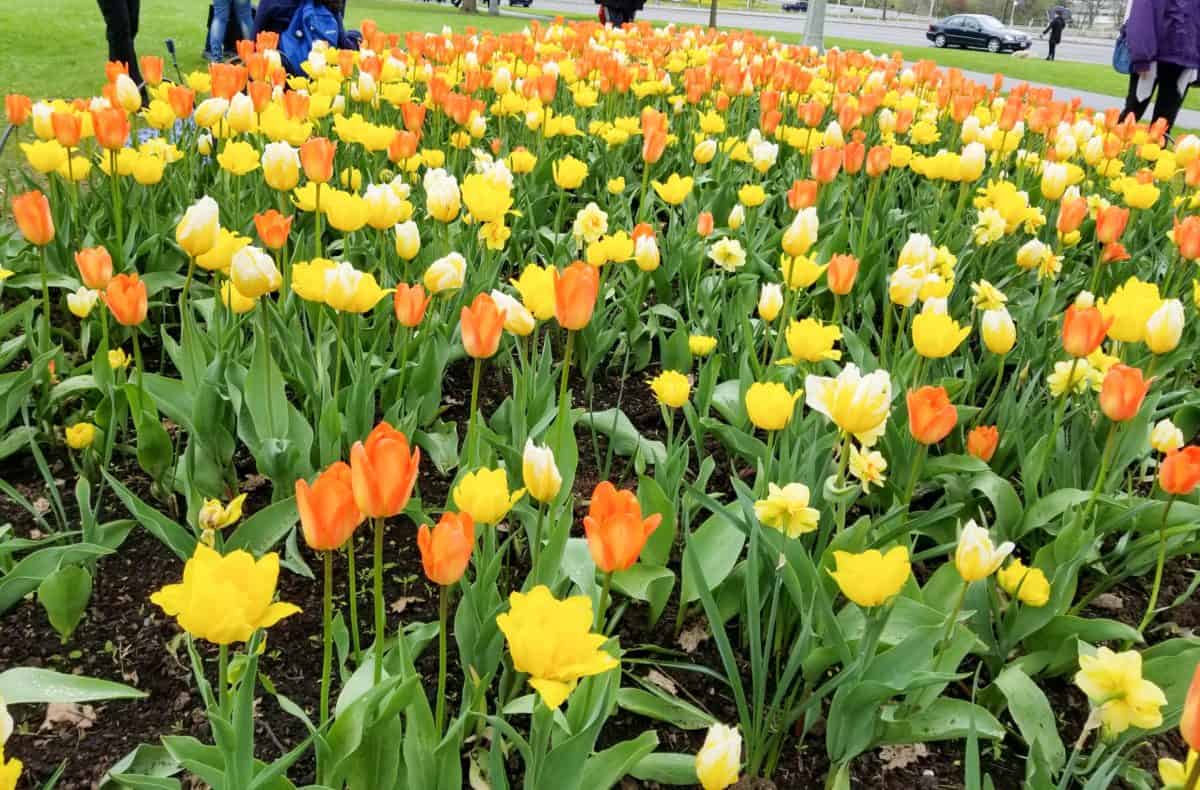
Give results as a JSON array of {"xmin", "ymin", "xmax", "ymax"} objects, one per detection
[
  {"xmin": 709, "ymin": 0, "xmax": 718, "ymax": 27},
  {"xmin": 881, "ymin": 0, "xmax": 886, "ymax": 21}
]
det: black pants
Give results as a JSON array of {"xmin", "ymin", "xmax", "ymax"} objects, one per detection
[
  {"xmin": 1123, "ymin": 61, "xmax": 1190, "ymax": 133},
  {"xmin": 604, "ymin": 5, "xmax": 635, "ymax": 25},
  {"xmin": 97, "ymin": 0, "xmax": 143, "ymax": 85},
  {"xmin": 1046, "ymin": 38, "xmax": 1058, "ymax": 60}
]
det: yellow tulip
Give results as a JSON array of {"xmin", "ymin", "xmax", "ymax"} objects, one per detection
[
  {"xmin": 737, "ymin": 184, "xmax": 766, "ymax": 208},
  {"xmin": 745, "ymin": 382, "xmax": 801, "ymax": 431},
  {"xmin": 221, "ymin": 281, "xmax": 257, "ymax": 314},
  {"xmin": 695, "ymin": 723, "xmax": 741, "ymax": 790},
  {"xmin": 424, "ymin": 168, "xmax": 461, "ymax": 222},
  {"xmin": 996, "ymin": 559, "xmax": 1050, "ymax": 607},
  {"xmin": 954, "ymin": 520, "xmax": 1014, "ymax": 582},
  {"xmin": 176, "ymin": 197, "xmax": 222, "ymax": 259},
  {"xmin": 804, "ymin": 363, "xmax": 892, "ymax": 446},
  {"xmin": 780, "ymin": 254, "xmax": 827, "ymax": 290},
  {"xmin": 651, "ymin": 173, "xmax": 694, "ymax": 205},
  {"xmin": 1100, "ymin": 276, "xmax": 1162, "ymax": 344},
  {"xmin": 66, "ymin": 287, "xmax": 99, "ymax": 319},
  {"xmin": 453, "ymin": 468, "xmax": 525, "ymax": 525},
  {"xmin": 394, "ymin": 220, "xmax": 421, "ymax": 261},
  {"xmin": 323, "ymin": 261, "xmax": 390, "ymax": 313},
  {"xmin": 132, "ymin": 152, "xmax": 166, "ymax": 185},
  {"xmin": 781, "ymin": 208, "xmax": 819, "ymax": 257},
  {"xmin": 785, "ymin": 318, "xmax": 842, "ymax": 363},
  {"xmin": 461, "ymin": 173, "xmax": 513, "ymax": 225},
  {"xmin": 262, "ymin": 142, "xmax": 301, "ymax": 191},
  {"xmin": 981, "ymin": 308, "xmax": 1016, "ymax": 355},
  {"xmin": 197, "ymin": 493, "xmax": 248, "ymax": 532},
  {"xmin": 196, "ymin": 229, "xmax": 251, "ymax": 273},
  {"xmin": 688, "ymin": 335, "xmax": 717, "ymax": 357},
  {"xmin": 512, "ymin": 264, "xmax": 556, "ymax": 320},
  {"xmin": 912, "ymin": 310, "xmax": 971, "ymax": 359},
  {"xmin": 323, "ymin": 190, "xmax": 369, "ymax": 233},
  {"xmin": 648, "ymin": 370, "xmax": 690, "ymax": 408},
  {"xmin": 522, "ymin": 440, "xmax": 562, "ymax": 504},
  {"xmin": 230, "ymin": 246, "xmax": 281, "ymax": 299},
  {"xmin": 829, "ymin": 546, "xmax": 910, "ymax": 607},
  {"xmin": 552, "ymin": 156, "xmax": 589, "ymax": 190},
  {"xmin": 20, "ymin": 140, "xmax": 68, "ymax": 174},
  {"xmin": 150, "ymin": 544, "xmax": 301, "ymax": 645},
  {"xmin": 423, "ymin": 252, "xmax": 466, "ymax": 294}
]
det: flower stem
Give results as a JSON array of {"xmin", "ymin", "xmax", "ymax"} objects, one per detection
[
  {"xmin": 936, "ymin": 579, "xmax": 970, "ymax": 658},
  {"xmin": 435, "ymin": 584, "xmax": 449, "ymax": 732},
  {"xmin": 555, "ymin": 330, "xmax": 575, "ymax": 448},
  {"xmin": 39, "ymin": 247, "xmax": 52, "ymax": 357},
  {"xmin": 1079, "ymin": 422, "xmax": 1119, "ymax": 528},
  {"xmin": 373, "ymin": 517, "xmax": 385, "ymax": 684},
  {"xmin": 466, "ymin": 356, "xmax": 482, "ymax": 466},
  {"xmin": 314, "ymin": 183, "xmax": 324, "ymax": 258},
  {"xmin": 347, "ymin": 543, "xmax": 361, "ymax": 662},
  {"xmin": 596, "ymin": 570, "xmax": 613, "ymax": 633},
  {"xmin": 1136, "ymin": 496, "xmax": 1175, "ymax": 638},
  {"xmin": 902, "ymin": 444, "xmax": 929, "ymax": 507},
  {"xmin": 835, "ymin": 431, "xmax": 852, "ymax": 532},
  {"xmin": 217, "ymin": 643, "xmax": 229, "ymax": 711},
  {"xmin": 530, "ymin": 503, "xmax": 545, "ymax": 584},
  {"xmin": 320, "ymin": 550, "xmax": 333, "ymax": 726},
  {"xmin": 110, "ymin": 152, "xmax": 124, "ymax": 266}
]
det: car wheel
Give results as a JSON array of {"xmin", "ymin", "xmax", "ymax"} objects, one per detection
[
  {"xmin": 987, "ymin": 38, "xmax": 1001, "ymax": 52},
  {"xmin": 934, "ymin": 33, "xmax": 946, "ymax": 47}
]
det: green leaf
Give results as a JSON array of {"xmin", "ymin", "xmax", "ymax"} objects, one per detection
[
  {"xmin": 0, "ymin": 542, "xmax": 113, "ymax": 614},
  {"xmin": 103, "ymin": 471, "xmax": 196, "ymax": 561},
  {"xmin": 225, "ymin": 498, "xmax": 299, "ymax": 557},
  {"xmin": 637, "ymin": 476, "xmax": 676, "ymax": 567},
  {"xmin": 628, "ymin": 753, "xmax": 698, "ymax": 785},
  {"xmin": 578, "ymin": 408, "xmax": 667, "ymax": 466},
  {"xmin": 681, "ymin": 512, "xmax": 745, "ymax": 604},
  {"xmin": 880, "ymin": 698, "xmax": 1004, "ymax": 744},
  {"xmin": 100, "ymin": 744, "xmax": 182, "ymax": 789},
  {"xmin": 617, "ymin": 687, "xmax": 714, "ymax": 730},
  {"xmin": 37, "ymin": 565, "xmax": 93, "ymax": 641},
  {"xmin": 994, "ymin": 666, "xmax": 1065, "ymax": 773},
  {"xmin": 0, "ymin": 668, "xmax": 145, "ymax": 704},
  {"xmin": 579, "ymin": 731, "xmax": 658, "ymax": 790},
  {"xmin": 611, "ymin": 564, "xmax": 675, "ymax": 626}
]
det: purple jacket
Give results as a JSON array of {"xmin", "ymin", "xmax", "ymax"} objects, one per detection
[{"xmin": 1125, "ymin": 0, "xmax": 1200, "ymax": 73}]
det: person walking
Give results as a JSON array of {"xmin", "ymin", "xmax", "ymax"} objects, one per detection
[
  {"xmin": 206, "ymin": 0, "xmax": 255, "ymax": 62},
  {"xmin": 1042, "ymin": 11, "xmax": 1066, "ymax": 61},
  {"xmin": 97, "ymin": 0, "xmax": 143, "ymax": 85},
  {"xmin": 1120, "ymin": 0, "xmax": 1200, "ymax": 133}
]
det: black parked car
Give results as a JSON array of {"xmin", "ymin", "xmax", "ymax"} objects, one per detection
[
  {"xmin": 925, "ymin": 14, "xmax": 1031, "ymax": 53},
  {"xmin": 782, "ymin": 1, "xmax": 808, "ymax": 10}
]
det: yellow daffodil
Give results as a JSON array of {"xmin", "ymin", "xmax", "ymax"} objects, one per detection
[
  {"xmin": 754, "ymin": 482, "xmax": 819, "ymax": 538},
  {"xmin": 1074, "ymin": 647, "xmax": 1166, "ymax": 737},
  {"xmin": 1100, "ymin": 276, "xmax": 1162, "ymax": 344},
  {"xmin": 648, "ymin": 370, "xmax": 690, "ymax": 408},
  {"xmin": 197, "ymin": 493, "xmax": 248, "ymax": 532},
  {"xmin": 848, "ymin": 445, "xmax": 888, "ymax": 492}
]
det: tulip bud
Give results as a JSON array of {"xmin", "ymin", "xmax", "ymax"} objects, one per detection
[
  {"xmin": 394, "ymin": 220, "xmax": 421, "ymax": 260},
  {"xmin": 826, "ymin": 254, "xmax": 858, "ymax": 296},
  {"xmin": 226, "ymin": 93, "xmax": 255, "ymax": 133},
  {"xmin": 634, "ymin": 234, "xmax": 660, "ymax": 272},
  {"xmin": 522, "ymin": 440, "xmax": 562, "ymax": 504},
  {"xmin": 981, "ymin": 308, "xmax": 1017, "ymax": 355},
  {"xmin": 727, "ymin": 204, "xmax": 744, "ymax": 231},
  {"xmin": 1151, "ymin": 418, "xmax": 1184, "ymax": 454},
  {"xmin": 424, "ymin": 252, "xmax": 466, "ymax": 293},
  {"xmin": 261, "ymin": 142, "xmax": 301, "ymax": 192},
  {"xmin": 955, "ymin": 520, "xmax": 1014, "ymax": 582},
  {"xmin": 230, "ymin": 246, "xmax": 282, "ymax": 299},
  {"xmin": 417, "ymin": 512, "xmax": 474, "ymax": 586},
  {"xmin": 1146, "ymin": 299, "xmax": 1184, "ymax": 354},
  {"xmin": 114, "ymin": 73, "xmax": 142, "ymax": 113},
  {"xmin": 758, "ymin": 283, "xmax": 783, "ymax": 322},
  {"xmin": 967, "ymin": 425, "xmax": 1000, "ymax": 462},
  {"xmin": 176, "ymin": 196, "xmax": 222, "ymax": 258},
  {"xmin": 490, "ymin": 289, "xmax": 536, "ymax": 337},
  {"xmin": 695, "ymin": 724, "xmax": 741, "ymax": 790},
  {"xmin": 67, "ymin": 287, "xmax": 99, "ymax": 318}
]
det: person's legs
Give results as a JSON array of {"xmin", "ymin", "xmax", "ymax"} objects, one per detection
[
  {"xmin": 207, "ymin": 0, "xmax": 232, "ymax": 61},
  {"xmin": 233, "ymin": 0, "xmax": 255, "ymax": 47},
  {"xmin": 1122, "ymin": 71, "xmax": 1153, "ymax": 122},
  {"xmin": 1150, "ymin": 61, "xmax": 1188, "ymax": 132},
  {"xmin": 124, "ymin": 0, "xmax": 143, "ymax": 84},
  {"xmin": 97, "ymin": 0, "xmax": 135, "ymax": 68},
  {"xmin": 1046, "ymin": 39, "xmax": 1056, "ymax": 60}
]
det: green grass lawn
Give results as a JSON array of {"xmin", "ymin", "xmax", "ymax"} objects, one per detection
[{"xmin": 0, "ymin": 0, "xmax": 1193, "ymax": 112}]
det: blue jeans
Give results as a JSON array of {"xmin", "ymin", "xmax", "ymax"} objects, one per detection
[{"xmin": 205, "ymin": 0, "xmax": 254, "ymax": 61}]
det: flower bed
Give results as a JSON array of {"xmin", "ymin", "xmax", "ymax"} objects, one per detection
[{"xmin": 3, "ymin": 17, "xmax": 1200, "ymax": 790}]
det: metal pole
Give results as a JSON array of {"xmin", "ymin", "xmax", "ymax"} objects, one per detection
[{"xmin": 803, "ymin": 0, "xmax": 827, "ymax": 49}]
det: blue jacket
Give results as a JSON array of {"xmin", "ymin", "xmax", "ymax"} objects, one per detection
[
  {"xmin": 1125, "ymin": 0, "xmax": 1200, "ymax": 72},
  {"xmin": 253, "ymin": 0, "xmax": 359, "ymax": 49}
]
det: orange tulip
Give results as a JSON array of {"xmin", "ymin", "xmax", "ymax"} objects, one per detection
[
  {"xmin": 300, "ymin": 137, "xmax": 337, "ymax": 184},
  {"xmin": 209, "ymin": 62, "xmax": 248, "ymax": 100},
  {"xmin": 583, "ymin": 481, "xmax": 662, "ymax": 573},
  {"xmin": 1100, "ymin": 242, "xmax": 1129, "ymax": 264},
  {"xmin": 697, "ymin": 211, "xmax": 715, "ymax": 238},
  {"xmin": 389, "ymin": 130, "xmax": 419, "ymax": 162},
  {"xmin": 842, "ymin": 141, "xmax": 865, "ymax": 175},
  {"xmin": 394, "ymin": 283, "xmax": 431, "ymax": 327},
  {"xmin": 1061, "ymin": 305, "xmax": 1113, "ymax": 358},
  {"xmin": 167, "ymin": 86, "xmax": 195, "ymax": 119},
  {"xmin": 253, "ymin": 210, "xmax": 293, "ymax": 251},
  {"xmin": 105, "ymin": 61, "xmax": 128, "ymax": 82},
  {"xmin": 826, "ymin": 254, "xmax": 859, "ymax": 296},
  {"xmin": 91, "ymin": 107, "xmax": 130, "ymax": 150},
  {"xmin": 642, "ymin": 127, "xmax": 667, "ymax": 164},
  {"xmin": 1056, "ymin": 196, "xmax": 1088, "ymax": 235},
  {"xmin": 1182, "ymin": 660, "xmax": 1200, "ymax": 751},
  {"xmin": 74, "ymin": 247, "xmax": 114, "ymax": 290},
  {"xmin": 103, "ymin": 273, "xmax": 149, "ymax": 326},
  {"xmin": 1095, "ymin": 205, "xmax": 1130, "ymax": 244},
  {"xmin": 1161, "ymin": 446, "xmax": 1200, "ymax": 495},
  {"xmin": 865, "ymin": 145, "xmax": 891, "ymax": 178},
  {"xmin": 1173, "ymin": 216, "xmax": 1200, "ymax": 260},
  {"xmin": 51, "ymin": 112, "xmax": 82, "ymax": 148},
  {"xmin": 554, "ymin": 262, "xmax": 599, "ymax": 331},
  {"xmin": 1098, "ymin": 364, "xmax": 1151, "ymax": 422},
  {"xmin": 13, "ymin": 190, "xmax": 54, "ymax": 247},
  {"xmin": 811, "ymin": 146, "xmax": 842, "ymax": 184},
  {"xmin": 401, "ymin": 101, "xmax": 426, "ymax": 134},
  {"xmin": 349, "ymin": 421, "xmax": 420, "ymax": 519},
  {"xmin": 461, "ymin": 292, "xmax": 505, "ymax": 359},
  {"xmin": 5, "ymin": 94, "xmax": 32, "ymax": 126},
  {"xmin": 140, "ymin": 55, "xmax": 164, "ymax": 86},
  {"xmin": 787, "ymin": 179, "xmax": 818, "ymax": 210},
  {"xmin": 907, "ymin": 386, "xmax": 957, "ymax": 445},
  {"xmin": 417, "ymin": 511, "xmax": 475, "ymax": 586},
  {"xmin": 1187, "ymin": 159, "xmax": 1200, "ymax": 189},
  {"xmin": 296, "ymin": 461, "xmax": 364, "ymax": 551},
  {"xmin": 248, "ymin": 80, "xmax": 273, "ymax": 113},
  {"xmin": 283, "ymin": 90, "xmax": 310, "ymax": 121},
  {"xmin": 967, "ymin": 425, "xmax": 1000, "ymax": 462}
]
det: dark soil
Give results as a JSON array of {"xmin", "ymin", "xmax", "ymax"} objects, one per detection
[{"xmin": 2, "ymin": 356, "xmax": 1198, "ymax": 790}]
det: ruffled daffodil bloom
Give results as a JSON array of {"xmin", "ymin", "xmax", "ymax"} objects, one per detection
[
  {"xmin": 150, "ymin": 544, "xmax": 300, "ymax": 645},
  {"xmin": 496, "ymin": 586, "xmax": 618, "ymax": 709},
  {"xmin": 1074, "ymin": 647, "xmax": 1166, "ymax": 738},
  {"xmin": 848, "ymin": 445, "xmax": 887, "ymax": 492},
  {"xmin": 648, "ymin": 370, "xmax": 691, "ymax": 409},
  {"xmin": 754, "ymin": 482, "xmax": 819, "ymax": 538},
  {"xmin": 65, "ymin": 422, "xmax": 97, "ymax": 450}
]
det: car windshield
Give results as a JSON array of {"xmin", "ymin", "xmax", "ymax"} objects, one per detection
[{"xmin": 977, "ymin": 16, "xmax": 1005, "ymax": 30}]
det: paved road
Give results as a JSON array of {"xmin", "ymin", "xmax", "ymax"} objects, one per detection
[{"xmin": 530, "ymin": 0, "xmax": 1113, "ymax": 64}]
